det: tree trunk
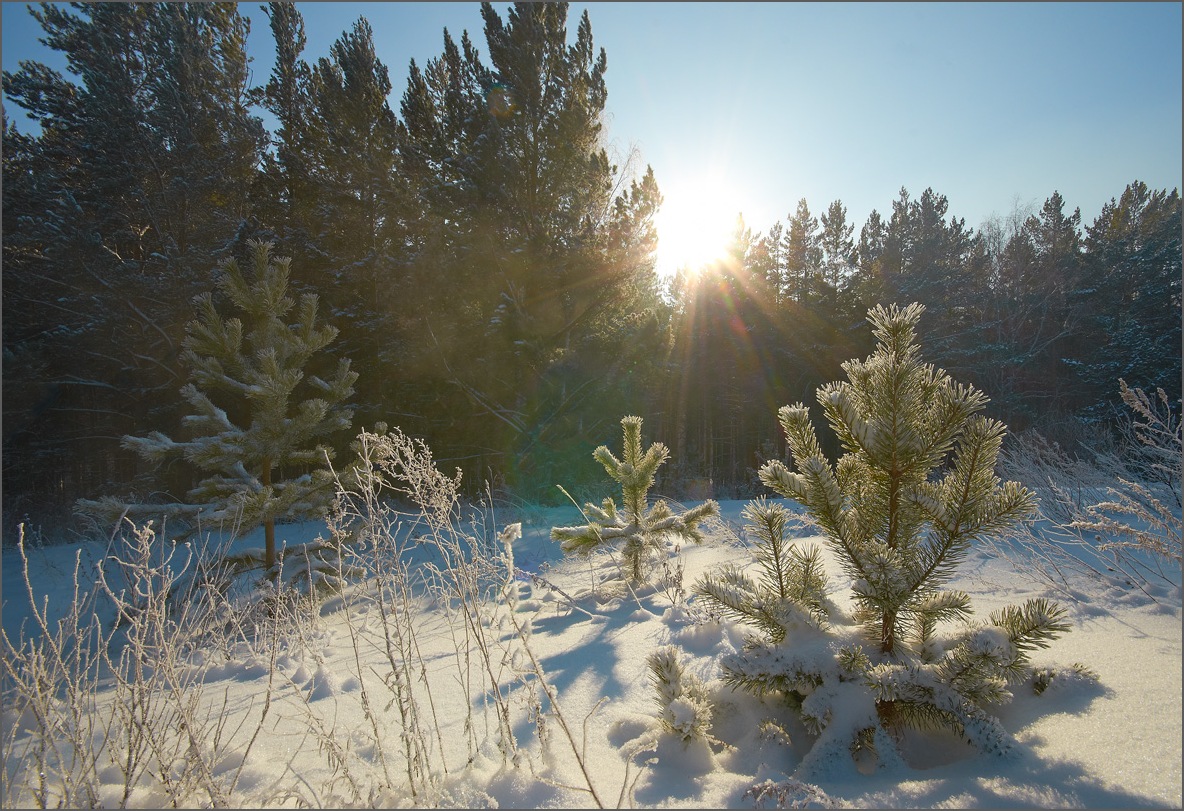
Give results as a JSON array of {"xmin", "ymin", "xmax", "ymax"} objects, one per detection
[
  {"xmin": 880, "ymin": 609, "xmax": 896, "ymax": 655},
  {"xmin": 877, "ymin": 609, "xmax": 898, "ymax": 728},
  {"xmin": 876, "ymin": 697, "xmax": 898, "ymax": 730}
]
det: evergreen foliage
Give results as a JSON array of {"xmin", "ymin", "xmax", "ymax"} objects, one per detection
[
  {"xmin": 781, "ymin": 198, "xmax": 823, "ymax": 304},
  {"xmin": 551, "ymin": 415, "xmax": 719, "ymax": 582},
  {"xmin": 700, "ymin": 302, "xmax": 1084, "ymax": 768},
  {"xmin": 1, "ymin": 0, "xmax": 1179, "ymax": 533},
  {"xmin": 817, "ymin": 200, "xmax": 857, "ymax": 318},
  {"xmin": 694, "ymin": 499, "xmax": 829, "ymax": 642},
  {"xmin": 3, "ymin": 2, "xmax": 267, "ymax": 534},
  {"xmin": 1075, "ymin": 182, "xmax": 1182, "ymax": 417},
  {"xmin": 760, "ymin": 302, "xmax": 1040, "ymax": 658},
  {"xmin": 256, "ymin": 2, "xmax": 314, "ymax": 239},
  {"xmin": 80, "ymin": 241, "xmax": 357, "ymax": 575}
]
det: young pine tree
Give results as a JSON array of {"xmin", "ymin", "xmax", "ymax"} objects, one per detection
[
  {"xmin": 702, "ymin": 303, "xmax": 1083, "ymax": 767},
  {"xmin": 694, "ymin": 499, "xmax": 830, "ymax": 643},
  {"xmin": 760, "ymin": 303, "xmax": 1043, "ymax": 659},
  {"xmin": 83, "ymin": 241, "xmax": 357, "ymax": 575},
  {"xmin": 552, "ymin": 415, "xmax": 719, "ymax": 583}
]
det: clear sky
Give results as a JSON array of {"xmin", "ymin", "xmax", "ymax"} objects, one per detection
[{"xmin": 3, "ymin": 2, "xmax": 1181, "ymax": 275}]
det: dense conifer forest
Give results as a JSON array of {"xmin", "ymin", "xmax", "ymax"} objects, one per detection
[{"xmin": 3, "ymin": 2, "xmax": 1180, "ymax": 538}]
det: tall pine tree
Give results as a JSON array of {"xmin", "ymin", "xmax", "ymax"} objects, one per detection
[
  {"xmin": 1076, "ymin": 182, "xmax": 1182, "ymax": 418},
  {"xmin": 3, "ymin": 2, "xmax": 266, "ymax": 530}
]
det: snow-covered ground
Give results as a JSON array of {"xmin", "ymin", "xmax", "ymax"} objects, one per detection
[{"xmin": 2, "ymin": 498, "xmax": 1180, "ymax": 808}]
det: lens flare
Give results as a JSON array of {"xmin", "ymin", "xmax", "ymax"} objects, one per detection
[{"xmin": 486, "ymin": 83, "xmax": 515, "ymax": 118}]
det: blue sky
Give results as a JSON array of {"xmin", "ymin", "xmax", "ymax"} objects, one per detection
[{"xmin": 3, "ymin": 2, "xmax": 1180, "ymax": 272}]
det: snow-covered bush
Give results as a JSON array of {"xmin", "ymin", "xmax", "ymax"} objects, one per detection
[
  {"xmin": 1073, "ymin": 380, "xmax": 1181, "ymax": 565},
  {"xmin": 743, "ymin": 777, "xmax": 840, "ymax": 809},
  {"xmin": 552, "ymin": 415, "xmax": 719, "ymax": 583},
  {"xmin": 698, "ymin": 303, "xmax": 1086, "ymax": 772},
  {"xmin": 1, "ymin": 521, "xmax": 283, "ymax": 808},
  {"xmin": 322, "ymin": 423, "xmax": 518, "ymax": 780},
  {"xmin": 6, "ymin": 425, "xmax": 627, "ymax": 808}
]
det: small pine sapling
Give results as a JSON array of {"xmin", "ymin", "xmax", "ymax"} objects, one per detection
[
  {"xmin": 551, "ymin": 415, "xmax": 719, "ymax": 583},
  {"xmin": 710, "ymin": 303, "xmax": 1087, "ymax": 769},
  {"xmin": 79, "ymin": 241, "xmax": 358, "ymax": 583},
  {"xmin": 695, "ymin": 499, "xmax": 830, "ymax": 642},
  {"xmin": 647, "ymin": 645, "xmax": 717, "ymax": 745}
]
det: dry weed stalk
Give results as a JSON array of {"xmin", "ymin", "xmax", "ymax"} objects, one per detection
[
  {"xmin": 994, "ymin": 381, "xmax": 1182, "ymax": 602},
  {"xmin": 5, "ymin": 423, "xmax": 648, "ymax": 807},
  {"xmin": 1, "ymin": 521, "xmax": 279, "ymax": 808},
  {"xmin": 1072, "ymin": 381, "xmax": 1182, "ymax": 565}
]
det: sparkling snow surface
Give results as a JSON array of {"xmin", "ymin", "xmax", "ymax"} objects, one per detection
[{"xmin": 2, "ymin": 499, "xmax": 1180, "ymax": 808}]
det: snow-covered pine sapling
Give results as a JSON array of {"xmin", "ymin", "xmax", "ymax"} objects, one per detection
[
  {"xmin": 647, "ymin": 645, "xmax": 717, "ymax": 744},
  {"xmin": 551, "ymin": 415, "xmax": 719, "ymax": 583},
  {"xmin": 695, "ymin": 499, "xmax": 830, "ymax": 643},
  {"xmin": 80, "ymin": 240, "xmax": 358, "ymax": 580},
  {"xmin": 722, "ymin": 302, "xmax": 1081, "ymax": 763}
]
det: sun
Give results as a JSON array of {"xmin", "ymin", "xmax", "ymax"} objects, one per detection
[{"xmin": 653, "ymin": 173, "xmax": 747, "ymax": 279}]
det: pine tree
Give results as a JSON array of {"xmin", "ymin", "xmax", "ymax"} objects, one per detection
[
  {"xmin": 399, "ymin": 27, "xmax": 491, "ymax": 238},
  {"xmin": 818, "ymin": 200, "xmax": 856, "ymax": 311},
  {"xmin": 694, "ymin": 499, "xmax": 830, "ymax": 643},
  {"xmin": 396, "ymin": 3, "xmax": 674, "ymax": 498},
  {"xmin": 761, "ymin": 302, "xmax": 1041, "ymax": 657},
  {"xmin": 552, "ymin": 415, "xmax": 718, "ymax": 583},
  {"xmin": 698, "ymin": 302, "xmax": 1082, "ymax": 767},
  {"xmin": 781, "ymin": 198, "xmax": 822, "ymax": 303},
  {"xmin": 881, "ymin": 187, "xmax": 912, "ymax": 280},
  {"xmin": 143, "ymin": 4, "xmax": 266, "ymax": 255},
  {"xmin": 81, "ymin": 241, "xmax": 357, "ymax": 575},
  {"xmin": 901, "ymin": 189, "xmax": 989, "ymax": 385},
  {"xmin": 467, "ymin": 0, "xmax": 622, "ymax": 475},
  {"xmin": 300, "ymin": 16, "xmax": 412, "ymax": 432},
  {"xmin": 3, "ymin": 2, "xmax": 266, "ymax": 529},
  {"xmin": 852, "ymin": 208, "xmax": 890, "ymax": 309},
  {"xmin": 1076, "ymin": 182, "xmax": 1182, "ymax": 417},
  {"xmin": 747, "ymin": 220, "xmax": 786, "ymax": 305},
  {"xmin": 305, "ymin": 17, "xmax": 404, "ymax": 268},
  {"xmin": 256, "ymin": 1, "xmax": 315, "ymax": 239},
  {"xmin": 999, "ymin": 190, "xmax": 1084, "ymax": 417}
]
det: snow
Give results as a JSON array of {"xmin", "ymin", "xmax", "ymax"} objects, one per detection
[{"xmin": 2, "ymin": 499, "xmax": 1180, "ymax": 808}]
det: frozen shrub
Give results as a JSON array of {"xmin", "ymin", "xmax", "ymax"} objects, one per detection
[
  {"xmin": 1073, "ymin": 380, "xmax": 1182, "ymax": 565},
  {"xmin": 991, "ymin": 380, "xmax": 1181, "ymax": 603}
]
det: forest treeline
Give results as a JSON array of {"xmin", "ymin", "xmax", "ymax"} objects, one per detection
[{"xmin": 3, "ymin": 2, "xmax": 1180, "ymax": 535}]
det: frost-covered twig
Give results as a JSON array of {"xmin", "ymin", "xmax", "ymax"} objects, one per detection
[
  {"xmin": 516, "ymin": 567, "xmax": 605, "ymax": 619},
  {"xmin": 501, "ymin": 593, "xmax": 608, "ymax": 808},
  {"xmin": 743, "ymin": 777, "xmax": 840, "ymax": 809}
]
